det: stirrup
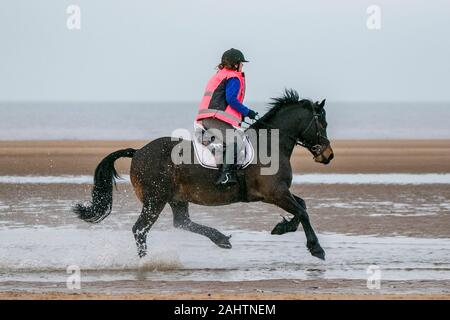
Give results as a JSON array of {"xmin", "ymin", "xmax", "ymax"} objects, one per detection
[
  {"xmin": 222, "ymin": 173, "xmax": 230, "ymax": 184},
  {"xmin": 215, "ymin": 172, "xmax": 237, "ymax": 185}
]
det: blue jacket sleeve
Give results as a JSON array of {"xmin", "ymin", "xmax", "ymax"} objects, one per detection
[{"xmin": 225, "ymin": 77, "xmax": 250, "ymax": 117}]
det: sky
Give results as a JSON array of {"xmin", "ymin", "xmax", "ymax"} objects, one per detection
[{"xmin": 0, "ymin": 0, "xmax": 449, "ymax": 102}]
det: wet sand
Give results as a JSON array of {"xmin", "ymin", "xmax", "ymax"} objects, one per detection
[
  {"xmin": 2, "ymin": 278, "xmax": 449, "ymax": 300},
  {"xmin": 1, "ymin": 183, "xmax": 449, "ymax": 238},
  {"xmin": 1, "ymin": 293, "xmax": 448, "ymax": 300},
  {"xmin": 1, "ymin": 140, "xmax": 449, "ymax": 300},
  {"xmin": 2, "ymin": 291, "xmax": 449, "ymax": 300}
]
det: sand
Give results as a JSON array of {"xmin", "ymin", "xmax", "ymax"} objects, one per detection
[
  {"xmin": 2, "ymin": 279, "xmax": 449, "ymax": 300},
  {"xmin": 1, "ymin": 139, "xmax": 450, "ymax": 175},
  {"xmin": 2, "ymin": 292, "xmax": 448, "ymax": 300}
]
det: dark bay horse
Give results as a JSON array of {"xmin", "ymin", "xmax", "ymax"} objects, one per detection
[{"xmin": 74, "ymin": 89, "xmax": 334, "ymax": 260}]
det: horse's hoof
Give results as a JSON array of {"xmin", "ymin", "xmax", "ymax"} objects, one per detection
[
  {"xmin": 218, "ymin": 242, "xmax": 232, "ymax": 249},
  {"xmin": 271, "ymin": 218, "xmax": 297, "ymax": 235},
  {"xmin": 271, "ymin": 224, "xmax": 285, "ymax": 235},
  {"xmin": 213, "ymin": 235, "xmax": 232, "ymax": 249},
  {"xmin": 309, "ymin": 245, "xmax": 326, "ymax": 260}
]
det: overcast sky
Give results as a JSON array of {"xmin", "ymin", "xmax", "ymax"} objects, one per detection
[{"xmin": 0, "ymin": 0, "xmax": 449, "ymax": 102}]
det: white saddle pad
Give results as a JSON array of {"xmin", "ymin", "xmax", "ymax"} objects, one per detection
[{"xmin": 193, "ymin": 123, "xmax": 255, "ymax": 170}]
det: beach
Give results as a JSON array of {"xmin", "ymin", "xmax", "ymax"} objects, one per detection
[
  {"xmin": 0, "ymin": 139, "xmax": 449, "ymax": 300},
  {"xmin": 2, "ymin": 0, "xmax": 450, "ymax": 304},
  {"xmin": 2, "ymin": 140, "xmax": 450, "ymax": 175}
]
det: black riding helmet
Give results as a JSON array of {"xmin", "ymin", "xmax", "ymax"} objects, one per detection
[{"xmin": 221, "ymin": 48, "xmax": 249, "ymax": 65}]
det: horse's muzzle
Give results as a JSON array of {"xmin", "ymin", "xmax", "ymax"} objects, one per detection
[{"xmin": 314, "ymin": 145, "xmax": 334, "ymax": 164}]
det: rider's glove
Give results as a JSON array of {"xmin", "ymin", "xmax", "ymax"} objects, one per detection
[{"xmin": 247, "ymin": 110, "xmax": 258, "ymax": 120}]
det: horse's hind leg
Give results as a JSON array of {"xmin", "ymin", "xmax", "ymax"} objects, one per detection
[
  {"xmin": 132, "ymin": 199, "xmax": 166, "ymax": 258},
  {"xmin": 170, "ymin": 200, "xmax": 232, "ymax": 249}
]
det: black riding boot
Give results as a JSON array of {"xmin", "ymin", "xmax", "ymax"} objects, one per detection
[{"xmin": 215, "ymin": 144, "xmax": 237, "ymax": 185}]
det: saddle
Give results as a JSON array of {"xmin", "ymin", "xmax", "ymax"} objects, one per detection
[{"xmin": 192, "ymin": 122, "xmax": 255, "ymax": 170}]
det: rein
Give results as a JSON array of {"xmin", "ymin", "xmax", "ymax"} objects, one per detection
[{"xmin": 244, "ymin": 118, "xmax": 300, "ymax": 144}]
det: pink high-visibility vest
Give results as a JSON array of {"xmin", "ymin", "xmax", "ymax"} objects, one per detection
[{"xmin": 195, "ymin": 68, "xmax": 246, "ymax": 127}]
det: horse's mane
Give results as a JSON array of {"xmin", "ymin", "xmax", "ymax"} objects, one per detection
[{"xmin": 250, "ymin": 89, "xmax": 310, "ymax": 129}]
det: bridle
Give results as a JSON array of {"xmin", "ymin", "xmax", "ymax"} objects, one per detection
[
  {"xmin": 295, "ymin": 106, "xmax": 330, "ymax": 157},
  {"xmin": 244, "ymin": 104, "xmax": 329, "ymax": 157}
]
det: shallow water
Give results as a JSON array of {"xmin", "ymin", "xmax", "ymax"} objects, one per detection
[
  {"xmin": 0, "ymin": 178, "xmax": 449, "ymax": 292},
  {"xmin": 0, "ymin": 227, "xmax": 449, "ymax": 284}
]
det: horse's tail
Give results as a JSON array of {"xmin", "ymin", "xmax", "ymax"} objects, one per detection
[{"xmin": 73, "ymin": 148, "xmax": 137, "ymax": 223}]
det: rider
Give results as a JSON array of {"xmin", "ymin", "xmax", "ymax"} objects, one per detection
[{"xmin": 196, "ymin": 48, "xmax": 258, "ymax": 185}]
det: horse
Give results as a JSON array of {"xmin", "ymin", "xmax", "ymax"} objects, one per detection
[{"xmin": 73, "ymin": 89, "xmax": 334, "ymax": 260}]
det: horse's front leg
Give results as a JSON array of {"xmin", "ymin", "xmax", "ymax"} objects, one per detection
[
  {"xmin": 271, "ymin": 194, "xmax": 306, "ymax": 233},
  {"xmin": 293, "ymin": 195, "xmax": 307, "ymax": 210},
  {"xmin": 270, "ymin": 190, "xmax": 325, "ymax": 260}
]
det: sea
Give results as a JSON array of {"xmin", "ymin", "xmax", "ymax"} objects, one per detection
[{"xmin": 1, "ymin": 101, "xmax": 449, "ymax": 140}]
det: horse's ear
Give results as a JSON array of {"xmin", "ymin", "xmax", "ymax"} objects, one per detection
[{"xmin": 318, "ymin": 99, "xmax": 326, "ymax": 108}]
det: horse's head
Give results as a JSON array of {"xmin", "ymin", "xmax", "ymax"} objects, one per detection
[
  {"xmin": 251, "ymin": 89, "xmax": 334, "ymax": 165},
  {"xmin": 297, "ymin": 99, "xmax": 334, "ymax": 165}
]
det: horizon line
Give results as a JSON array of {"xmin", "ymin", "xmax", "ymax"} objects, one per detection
[{"xmin": 1, "ymin": 100, "xmax": 449, "ymax": 104}]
